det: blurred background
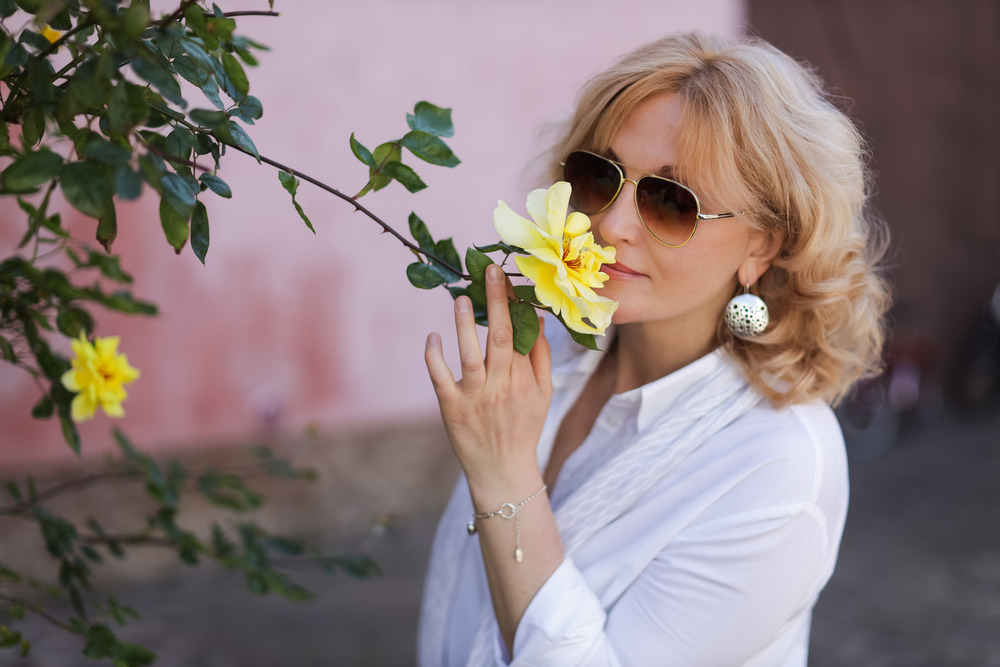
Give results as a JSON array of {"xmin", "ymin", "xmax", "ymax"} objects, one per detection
[{"xmin": 1, "ymin": 0, "xmax": 998, "ymax": 665}]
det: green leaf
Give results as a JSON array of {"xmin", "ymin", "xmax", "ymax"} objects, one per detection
[
  {"xmin": 406, "ymin": 262, "xmax": 447, "ymax": 289},
  {"xmin": 130, "ymin": 55, "xmax": 185, "ymax": 108},
  {"xmin": 91, "ymin": 290, "xmax": 158, "ymax": 316},
  {"xmin": 230, "ymin": 95, "xmax": 263, "ymax": 124},
  {"xmin": 349, "ymin": 133, "xmax": 376, "ymax": 168},
  {"xmin": 465, "ymin": 247, "xmax": 494, "ymax": 282},
  {"xmin": 566, "ymin": 326, "xmax": 601, "ymax": 351},
  {"xmin": 84, "ymin": 250, "xmax": 132, "ymax": 283},
  {"xmin": 408, "ymin": 212, "xmax": 434, "ymax": 251},
  {"xmin": 401, "ymin": 130, "xmax": 460, "ymax": 167},
  {"xmin": 172, "ymin": 53, "xmax": 209, "ymax": 86},
  {"xmin": 58, "ymin": 410, "xmax": 80, "ymax": 454},
  {"xmin": 0, "ymin": 626, "xmax": 22, "ymax": 648},
  {"xmin": 60, "ymin": 161, "xmax": 114, "ymax": 219},
  {"xmin": 509, "ymin": 300, "xmax": 540, "ymax": 355},
  {"xmin": 406, "ymin": 101, "xmax": 455, "ymax": 137},
  {"xmin": 265, "ymin": 536, "xmax": 305, "ymax": 557},
  {"xmin": 1, "ymin": 149, "xmax": 63, "ymax": 192},
  {"xmin": 0, "ymin": 335, "xmax": 15, "ymax": 362},
  {"xmin": 513, "ymin": 285, "xmax": 537, "ymax": 303},
  {"xmin": 354, "ymin": 141, "xmax": 401, "ymax": 198},
  {"xmin": 107, "ymin": 82, "xmax": 148, "ymax": 135},
  {"xmin": 56, "ymin": 306, "xmax": 93, "ymax": 338},
  {"xmin": 121, "ymin": 2, "xmax": 150, "ymax": 41},
  {"xmin": 97, "ymin": 206, "xmax": 117, "ymax": 252},
  {"xmin": 432, "ymin": 238, "xmax": 463, "ymax": 281},
  {"xmin": 159, "ymin": 197, "xmax": 189, "ymax": 253},
  {"xmin": 475, "ymin": 241, "xmax": 523, "ymax": 254},
  {"xmin": 278, "ymin": 171, "xmax": 314, "ymax": 234},
  {"xmin": 160, "ymin": 172, "xmax": 196, "ymax": 217},
  {"xmin": 20, "ymin": 107, "xmax": 44, "ymax": 148},
  {"xmin": 82, "ymin": 623, "xmax": 116, "ymax": 659},
  {"xmin": 84, "ymin": 138, "xmax": 130, "ymax": 166},
  {"xmin": 164, "ymin": 128, "xmax": 195, "ymax": 161},
  {"xmin": 191, "ymin": 201, "xmax": 209, "ymax": 264},
  {"xmin": 114, "ymin": 166, "xmax": 143, "ymax": 200},
  {"xmin": 221, "ymin": 121, "xmax": 259, "ymax": 161},
  {"xmin": 5, "ymin": 481, "xmax": 21, "ymax": 501},
  {"xmin": 199, "ymin": 174, "xmax": 231, "ymax": 198},
  {"xmin": 0, "ymin": 0, "xmax": 17, "ymax": 18},
  {"xmin": 467, "ymin": 281, "xmax": 489, "ymax": 326},
  {"xmin": 221, "ymin": 52, "xmax": 249, "ymax": 97},
  {"xmin": 25, "ymin": 57, "xmax": 56, "ymax": 107},
  {"xmin": 383, "ymin": 161, "xmax": 426, "ymax": 193},
  {"xmin": 188, "ymin": 108, "xmax": 229, "ymax": 128}
]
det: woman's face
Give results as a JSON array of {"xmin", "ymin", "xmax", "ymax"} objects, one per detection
[{"xmin": 590, "ymin": 93, "xmax": 767, "ymax": 339}]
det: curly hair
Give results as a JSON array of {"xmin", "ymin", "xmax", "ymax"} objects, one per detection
[{"xmin": 542, "ymin": 32, "xmax": 891, "ymax": 407}]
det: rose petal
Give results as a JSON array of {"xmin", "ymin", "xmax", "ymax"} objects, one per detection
[
  {"xmin": 544, "ymin": 182, "xmax": 571, "ymax": 237},
  {"xmin": 515, "ymin": 256, "xmax": 563, "ymax": 315},
  {"xmin": 564, "ymin": 211, "xmax": 591, "ymax": 237},
  {"xmin": 493, "ymin": 201, "xmax": 548, "ymax": 250}
]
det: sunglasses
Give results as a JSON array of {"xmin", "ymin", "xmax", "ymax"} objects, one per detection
[{"xmin": 561, "ymin": 150, "xmax": 740, "ymax": 247}]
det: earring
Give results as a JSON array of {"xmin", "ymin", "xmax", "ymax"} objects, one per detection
[{"xmin": 725, "ymin": 284, "xmax": 769, "ymax": 338}]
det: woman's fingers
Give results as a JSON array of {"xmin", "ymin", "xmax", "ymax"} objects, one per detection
[
  {"xmin": 424, "ymin": 332, "xmax": 457, "ymax": 400},
  {"xmin": 529, "ymin": 316, "xmax": 552, "ymax": 392},
  {"xmin": 454, "ymin": 295, "xmax": 487, "ymax": 392},
  {"xmin": 484, "ymin": 264, "xmax": 514, "ymax": 379}
]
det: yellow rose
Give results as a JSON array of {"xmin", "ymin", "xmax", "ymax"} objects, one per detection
[
  {"xmin": 61, "ymin": 333, "xmax": 140, "ymax": 422},
  {"xmin": 493, "ymin": 181, "xmax": 618, "ymax": 335}
]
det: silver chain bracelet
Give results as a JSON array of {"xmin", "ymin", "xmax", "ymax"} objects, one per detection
[{"xmin": 466, "ymin": 484, "xmax": 548, "ymax": 563}]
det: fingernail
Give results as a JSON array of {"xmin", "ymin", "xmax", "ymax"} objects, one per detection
[
  {"xmin": 456, "ymin": 297, "xmax": 471, "ymax": 312},
  {"xmin": 488, "ymin": 264, "xmax": 501, "ymax": 283},
  {"xmin": 427, "ymin": 332, "xmax": 441, "ymax": 347}
]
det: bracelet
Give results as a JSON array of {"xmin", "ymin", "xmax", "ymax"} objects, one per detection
[{"xmin": 466, "ymin": 484, "xmax": 548, "ymax": 563}]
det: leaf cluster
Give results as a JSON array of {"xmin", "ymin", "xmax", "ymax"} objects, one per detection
[
  {"xmin": 349, "ymin": 101, "xmax": 459, "ymax": 198},
  {"xmin": 0, "ymin": 429, "xmax": 378, "ymax": 664},
  {"xmin": 0, "ymin": 252, "xmax": 156, "ymax": 452}
]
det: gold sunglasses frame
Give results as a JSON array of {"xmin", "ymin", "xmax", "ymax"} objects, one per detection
[{"xmin": 562, "ymin": 150, "xmax": 741, "ymax": 248}]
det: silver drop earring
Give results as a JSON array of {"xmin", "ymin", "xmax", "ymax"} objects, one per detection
[{"xmin": 725, "ymin": 284, "xmax": 769, "ymax": 338}]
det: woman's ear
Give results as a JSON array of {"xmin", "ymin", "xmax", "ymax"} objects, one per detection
[{"xmin": 738, "ymin": 230, "xmax": 785, "ymax": 286}]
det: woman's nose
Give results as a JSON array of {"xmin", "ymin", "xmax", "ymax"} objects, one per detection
[{"xmin": 595, "ymin": 178, "xmax": 643, "ymax": 246}]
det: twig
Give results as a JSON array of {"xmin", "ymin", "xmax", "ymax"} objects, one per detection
[
  {"xmin": 214, "ymin": 11, "xmax": 280, "ymax": 18},
  {"xmin": 0, "ymin": 471, "xmax": 139, "ymax": 515},
  {"xmin": 156, "ymin": 0, "xmax": 202, "ymax": 29},
  {"xmin": 79, "ymin": 533, "xmax": 172, "ymax": 548},
  {"xmin": 225, "ymin": 144, "xmax": 472, "ymax": 279},
  {"xmin": 135, "ymin": 134, "xmax": 213, "ymax": 173},
  {"xmin": 0, "ymin": 593, "xmax": 77, "ymax": 634}
]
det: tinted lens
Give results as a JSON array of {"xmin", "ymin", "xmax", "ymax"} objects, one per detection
[
  {"xmin": 563, "ymin": 151, "xmax": 622, "ymax": 214},
  {"xmin": 635, "ymin": 177, "xmax": 699, "ymax": 246}
]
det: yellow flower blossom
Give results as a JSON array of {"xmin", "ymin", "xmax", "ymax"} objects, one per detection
[
  {"xmin": 493, "ymin": 181, "xmax": 618, "ymax": 335},
  {"xmin": 40, "ymin": 25, "xmax": 62, "ymax": 44},
  {"xmin": 61, "ymin": 333, "xmax": 140, "ymax": 422}
]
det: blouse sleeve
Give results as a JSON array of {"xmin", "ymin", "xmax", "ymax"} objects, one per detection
[{"xmin": 497, "ymin": 501, "xmax": 832, "ymax": 666}]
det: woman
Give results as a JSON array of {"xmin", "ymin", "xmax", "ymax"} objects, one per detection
[{"xmin": 419, "ymin": 32, "xmax": 889, "ymax": 666}]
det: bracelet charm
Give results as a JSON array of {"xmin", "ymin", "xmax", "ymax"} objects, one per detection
[{"xmin": 466, "ymin": 484, "xmax": 548, "ymax": 563}]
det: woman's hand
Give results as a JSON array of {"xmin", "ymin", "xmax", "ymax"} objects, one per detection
[{"xmin": 425, "ymin": 263, "xmax": 553, "ymax": 501}]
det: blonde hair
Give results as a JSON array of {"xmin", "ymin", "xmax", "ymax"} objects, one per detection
[{"xmin": 544, "ymin": 32, "xmax": 891, "ymax": 408}]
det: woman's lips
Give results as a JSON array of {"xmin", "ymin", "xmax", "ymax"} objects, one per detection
[{"xmin": 603, "ymin": 260, "xmax": 645, "ymax": 279}]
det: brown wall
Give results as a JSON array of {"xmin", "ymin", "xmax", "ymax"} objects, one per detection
[{"xmin": 747, "ymin": 0, "xmax": 1000, "ymax": 399}]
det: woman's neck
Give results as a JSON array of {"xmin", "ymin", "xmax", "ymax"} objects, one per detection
[{"xmin": 611, "ymin": 320, "xmax": 719, "ymax": 394}]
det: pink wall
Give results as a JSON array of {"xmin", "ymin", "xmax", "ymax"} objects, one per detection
[{"xmin": 0, "ymin": 0, "xmax": 745, "ymax": 468}]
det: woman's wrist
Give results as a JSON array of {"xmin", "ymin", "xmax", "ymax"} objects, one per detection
[{"xmin": 466, "ymin": 467, "xmax": 546, "ymax": 515}]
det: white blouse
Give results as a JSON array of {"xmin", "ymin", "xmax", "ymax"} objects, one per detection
[{"xmin": 421, "ymin": 325, "xmax": 849, "ymax": 666}]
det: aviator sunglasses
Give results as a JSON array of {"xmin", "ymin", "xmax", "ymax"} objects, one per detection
[{"xmin": 561, "ymin": 150, "xmax": 741, "ymax": 247}]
